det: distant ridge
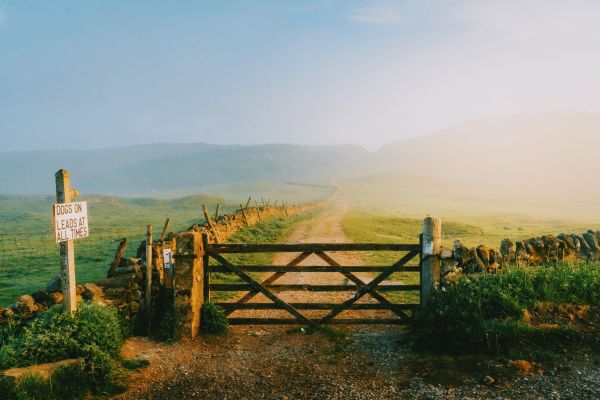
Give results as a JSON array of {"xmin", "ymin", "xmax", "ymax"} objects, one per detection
[{"xmin": 2, "ymin": 112, "xmax": 599, "ymax": 195}]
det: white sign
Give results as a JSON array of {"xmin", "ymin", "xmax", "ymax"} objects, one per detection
[
  {"xmin": 163, "ymin": 248, "xmax": 172, "ymax": 270},
  {"xmin": 53, "ymin": 201, "xmax": 89, "ymax": 243}
]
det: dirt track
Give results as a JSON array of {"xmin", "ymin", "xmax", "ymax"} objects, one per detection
[{"xmin": 114, "ymin": 201, "xmax": 600, "ymax": 400}]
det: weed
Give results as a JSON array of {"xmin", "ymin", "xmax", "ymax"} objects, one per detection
[
  {"xmin": 122, "ymin": 358, "xmax": 150, "ymax": 370},
  {"xmin": 201, "ymin": 302, "xmax": 229, "ymax": 335}
]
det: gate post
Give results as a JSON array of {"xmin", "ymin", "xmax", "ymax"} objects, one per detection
[
  {"xmin": 172, "ymin": 231, "xmax": 205, "ymax": 339},
  {"xmin": 421, "ymin": 217, "xmax": 441, "ymax": 307}
]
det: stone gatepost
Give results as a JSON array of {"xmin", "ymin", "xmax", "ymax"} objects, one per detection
[{"xmin": 172, "ymin": 232, "xmax": 204, "ymax": 339}]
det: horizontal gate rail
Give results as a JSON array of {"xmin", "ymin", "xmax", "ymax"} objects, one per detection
[
  {"xmin": 214, "ymin": 303, "xmax": 419, "ymax": 310},
  {"xmin": 203, "ymin": 240, "xmax": 423, "ymax": 326},
  {"xmin": 207, "ymin": 265, "xmax": 421, "ymax": 273},
  {"xmin": 227, "ymin": 318, "xmax": 408, "ymax": 325},
  {"xmin": 206, "ymin": 243, "xmax": 420, "ymax": 253},
  {"xmin": 209, "ymin": 284, "xmax": 421, "ymax": 292}
]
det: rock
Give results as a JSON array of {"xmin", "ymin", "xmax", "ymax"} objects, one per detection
[
  {"xmin": 49, "ymin": 292, "xmax": 64, "ymax": 304},
  {"xmin": 46, "ymin": 276, "xmax": 62, "ymax": 292},
  {"xmin": 76, "ymin": 285, "xmax": 86, "ymax": 295},
  {"xmin": 97, "ymin": 273, "xmax": 138, "ymax": 289},
  {"xmin": 583, "ymin": 232, "xmax": 600, "ymax": 259},
  {"xmin": 103, "ymin": 288, "xmax": 127, "ymax": 300},
  {"xmin": 130, "ymin": 289, "xmax": 142, "ymax": 301},
  {"xmin": 439, "ymin": 249, "xmax": 454, "ymax": 259},
  {"xmin": 1, "ymin": 359, "xmax": 79, "ymax": 382},
  {"xmin": 83, "ymin": 283, "xmax": 104, "ymax": 300},
  {"xmin": 31, "ymin": 290, "xmax": 54, "ymax": 308},
  {"xmin": 500, "ymin": 239, "xmax": 515, "ymax": 264},
  {"xmin": 114, "ymin": 264, "xmax": 141, "ymax": 275},
  {"xmin": 511, "ymin": 359, "xmax": 534, "ymax": 375},
  {"xmin": 19, "ymin": 295, "xmax": 35, "ymax": 308}
]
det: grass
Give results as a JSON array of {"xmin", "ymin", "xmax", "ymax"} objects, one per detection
[
  {"xmin": 0, "ymin": 194, "xmax": 237, "ymax": 305},
  {"xmin": 413, "ymin": 262, "xmax": 600, "ymax": 354}
]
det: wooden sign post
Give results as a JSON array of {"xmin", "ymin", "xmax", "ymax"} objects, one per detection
[
  {"xmin": 55, "ymin": 169, "xmax": 80, "ymax": 315},
  {"xmin": 146, "ymin": 224, "xmax": 153, "ymax": 335}
]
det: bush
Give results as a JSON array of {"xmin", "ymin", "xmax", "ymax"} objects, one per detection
[
  {"xmin": 16, "ymin": 303, "xmax": 124, "ymax": 365},
  {"xmin": 51, "ymin": 363, "xmax": 90, "ymax": 400},
  {"xmin": 201, "ymin": 302, "xmax": 229, "ymax": 335},
  {"xmin": 413, "ymin": 262, "xmax": 600, "ymax": 352},
  {"xmin": 0, "ymin": 302, "xmax": 127, "ymax": 398}
]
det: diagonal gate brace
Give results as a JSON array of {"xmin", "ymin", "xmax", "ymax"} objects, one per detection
[
  {"xmin": 224, "ymin": 251, "xmax": 312, "ymax": 316},
  {"xmin": 210, "ymin": 252, "xmax": 317, "ymax": 327},
  {"xmin": 314, "ymin": 251, "xmax": 411, "ymax": 320},
  {"xmin": 319, "ymin": 250, "xmax": 419, "ymax": 324}
]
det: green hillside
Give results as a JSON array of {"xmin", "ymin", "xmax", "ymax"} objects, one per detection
[{"xmin": 0, "ymin": 194, "xmax": 237, "ymax": 305}]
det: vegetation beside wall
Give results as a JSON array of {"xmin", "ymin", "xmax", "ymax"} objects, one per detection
[
  {"xmin": 413, "ymin": 262, "xmax": 600, "ymax": 354},
  {"xmin": 0, "ymin": 302, "xmax": 138, "ymax": 399}
]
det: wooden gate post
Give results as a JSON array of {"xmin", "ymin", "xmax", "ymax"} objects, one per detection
[
  {"xmin": 172, "ymin": 231, "xmax": 205, "ymax": 339},
  {"xmin": 55, "ymin": 169, "xmax": 78, "ymax": 315},
  {"xmin": 145, "ymin": 225, "xmax": 153, "ymax": 335},
  {"xmin": 421, "ymin": 217, "xmax": 441, "ymax": 307}
]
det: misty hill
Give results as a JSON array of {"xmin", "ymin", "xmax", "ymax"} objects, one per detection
[
  {"xmin": 0, "ymin": 144, "xmax": 370, "ymax": 195},
  {"xmin": 377, "ymin": 112, "xmax": 600, "ymax": 190},
  {"xmin": 1, "ymin": 112, "xmax": 599, "ymax": 196}
]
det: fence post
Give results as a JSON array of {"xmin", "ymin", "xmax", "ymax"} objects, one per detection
[
  {"xmin": 55, "ymin": 169, "xmax": 77, "ymax": 315},
  {"xmin": 421, "ymin": 216, "xmax": 441, "ymax": 308},
  {"xmin": 172, "ymin": 231, "xmax": 204, "ymax": 339},
  {"xmin": 145, "ymin": 225, "xmax": 153, "ymax": 335}
]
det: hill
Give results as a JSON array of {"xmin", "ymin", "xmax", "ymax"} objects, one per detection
[
  {"xmin": 1, "ymin": 112, "xmax": 599, "ymax": 201},
  {"xmin": 376, "ymin": 112, "xmax": 600, "ymax": 190},
  {"xmin": 0, "ymin": 143, "xmax": 368, "ymax": 195}
]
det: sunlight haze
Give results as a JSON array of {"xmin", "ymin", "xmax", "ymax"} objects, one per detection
[{"xmin": 2, "ymin": 0, "xmax": 600, "ymax": 150}]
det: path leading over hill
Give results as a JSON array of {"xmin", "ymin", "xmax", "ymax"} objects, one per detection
[{"xmin": 114, "ymin": 200, "xmax": 600, "ymax": 400}]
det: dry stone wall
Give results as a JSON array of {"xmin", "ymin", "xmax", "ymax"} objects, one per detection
[
  {"xmin": 0, "ymin": 199, "xmax": 326, "ymax": 330},
  {"xmin": 440, "ymin": 230, "xmax": 600, "ymax": 283}
]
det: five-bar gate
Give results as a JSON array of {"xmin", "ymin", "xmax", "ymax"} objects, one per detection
[{"xmin": 204, "ymin": 242, "xmax": 423, "ymax": 326}]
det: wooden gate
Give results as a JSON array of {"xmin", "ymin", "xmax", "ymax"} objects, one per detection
[{"xmin": 204, "ymin": 242, "xmax": 423, "ymax": 326}]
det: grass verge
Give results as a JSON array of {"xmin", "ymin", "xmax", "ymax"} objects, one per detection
[{"xmin": 413, "ymin": 262, "xmax": 600, "ymax": 355}]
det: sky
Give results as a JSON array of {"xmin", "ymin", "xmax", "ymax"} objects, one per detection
[{"xmin": 1, "ymin": 0, "xmax": 600, "ymax": 151}]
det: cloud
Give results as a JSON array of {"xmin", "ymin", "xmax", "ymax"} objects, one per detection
[{"xmin": 348, "ymin": 1, "xmax": 406, "ymax": 25}]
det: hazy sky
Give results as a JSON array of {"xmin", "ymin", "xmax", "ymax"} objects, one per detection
[{"xmin": 1, "ymin": 0, "xmax": 600, "ymax": 151}]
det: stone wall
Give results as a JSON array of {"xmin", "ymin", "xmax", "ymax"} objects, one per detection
[
  {"xmin": 0, "ymin": 199, "xmax": 326, "ymax": 329},
  {"xmin": 440, "ymin": 230, "xmax": 600, "ymax": 283}
]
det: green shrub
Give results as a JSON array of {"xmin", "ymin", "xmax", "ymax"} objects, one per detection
[
  {"xmin": 15, "ymin": 374, "xmax": 53, "ymax": 400},
  {"xmin": 413, "ymin": 262, "xmax": 600, "ymax": 352},
  {"xmin": 75, "ymin": 303, "xmax": 123, "ymax": 357},
  {"xmin": 19, "ymin": 306, "xmax": 79, "ymax": 364},
  {"xmin": 0, "ymin": 342, "xmax": 19, "ymax": 370},
  {"xmin": 16, "ymin": 303, "xmax": 124, "ymax": 365},
  {"xmin": 122, "ymin": 358, "xmax": 150, "ymax": 370},
  {"xmin": 201, "ymin": 302, "xmax": 229, "ymax": 335},
  {"xmin": 0, "ymin": 375, "xmax": 20, "ymax": 400},
  {"xmin": 79, "ymin": 344, "xmax": 118, "ymax": 390},
  {"xmin": 51, "ymin": 363, "xmax": 90, "ymax": 400}
]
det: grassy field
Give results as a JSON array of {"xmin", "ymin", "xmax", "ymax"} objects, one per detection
[
  {"xmin": 0, "ymin": 189, "xmax": 324, "ymax": 306},
  {"xmin": 0, "ymin": 194, "xmax": 240, "ymax": 306}
]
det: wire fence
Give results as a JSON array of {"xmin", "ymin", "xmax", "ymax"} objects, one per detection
[{"xmin": 0, "ymin": 228, "xmax": 148, "ymax": 305}]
